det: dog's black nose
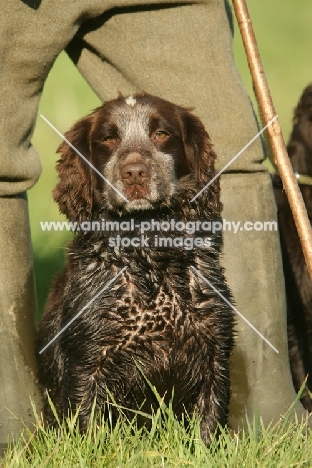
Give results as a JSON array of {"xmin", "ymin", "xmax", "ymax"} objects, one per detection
[{"xmin": 121, "ymin": 163, "xmax": 149, "ymax": 185}]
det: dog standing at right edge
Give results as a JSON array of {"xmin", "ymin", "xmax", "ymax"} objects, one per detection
[{"xmin": 273, "ymin": 84, "xmax": 312, "ymax": 411}]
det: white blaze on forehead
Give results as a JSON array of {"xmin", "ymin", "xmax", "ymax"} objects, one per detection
[
  {"xmin": 111, "ymin": 101, "xmax": 152, "ymax": 143},
  {"xmin": 125, "ymin": 96, "xmax": 137, "ymax": 107}
]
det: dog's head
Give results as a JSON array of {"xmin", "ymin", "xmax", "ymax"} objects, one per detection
[
  {"xmin": 54, "ymin": 93, "xmax": 218, "ymax": 221},
  {"xmin": 288, "ymin": 85, "xmax": 312, "ymax": 174},
  {"xmin": 286, "ymin": 85, "xmax": 312, "ymax": 215}
]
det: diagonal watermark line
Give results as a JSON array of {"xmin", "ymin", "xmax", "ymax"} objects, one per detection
[
  {"xmin": 190, "ymin": 115, "xmax": 278, "ymax": 202},
  {"xmin": 40, "ymin": 114, "xmax": 128, "ymax": 202},
  {"xmin": 39, "ymin": 266, "xmax": 128, "ymax": 354},
  {"xmin": 190, "ymin": 266, "xmax": 279, "ymax": 353}
]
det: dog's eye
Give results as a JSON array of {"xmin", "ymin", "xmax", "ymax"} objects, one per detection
[
  {"xmin": 154, "ymin": 130, "xmax": 169, "ymax": 141},
  {"xmin": 103, "ymin": 136, "xmax": 118, "ymax": 146}
]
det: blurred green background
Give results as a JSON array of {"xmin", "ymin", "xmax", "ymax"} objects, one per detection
[{"xmin": 30, "ymin": 0, "xmax": 312, "ymax": 319}]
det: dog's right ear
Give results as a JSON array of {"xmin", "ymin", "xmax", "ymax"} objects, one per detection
[{"xmin": 53, "ymin": 113, "xmax": 101, "ymax": 223}]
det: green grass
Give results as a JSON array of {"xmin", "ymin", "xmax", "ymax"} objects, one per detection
[{"xmin": 2, "ymin": 395, "xmax": 312, "ymax": 467}]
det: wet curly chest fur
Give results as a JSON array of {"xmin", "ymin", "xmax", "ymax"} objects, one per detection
[
  {"xmin": 95, "ymin": 286, "xmax": 187, "ymax": 369},
  {"xmin": 117, "ymin": 287, "xmax": 183, "ymax": 340}
]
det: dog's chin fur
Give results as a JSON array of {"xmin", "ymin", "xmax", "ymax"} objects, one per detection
[
  {"xmin": 106, "ymin": 198, "xmax": 158, "ymax": 215},
  {"xmin": 37, "ymin": 93, "xmax": 234, "ymax": 445},
  {"xmin": 125, "ymin": 198, "xmax": 161, "ymax": 212},
  {"xmin": 108, "ymin": 190, "xmax": 176, "ymax": 214}
]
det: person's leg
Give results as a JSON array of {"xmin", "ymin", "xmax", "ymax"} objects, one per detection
[
  {"xmin": 0, "ymin": 0, "xmax": 107, "ymax": 449},
  {"xmin": 221, "ymin": 172, "xmax": 299, "ymax": 428},
  {"xmin": 0, "ymin": 196, "xmax": 43, "ymax": 453},
  {"xmin": 66, "ymin": 0, "xmax": 308, "ymax": 428}
]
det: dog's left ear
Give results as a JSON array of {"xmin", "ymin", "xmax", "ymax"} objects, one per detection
[{"xmin": 180, "ymin": 110, "xmax": 217, "ymax": 183}]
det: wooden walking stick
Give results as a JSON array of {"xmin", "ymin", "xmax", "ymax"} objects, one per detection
[{"xmin": 232, "ymin": 0, "xmax": 312, "ymax": 280}]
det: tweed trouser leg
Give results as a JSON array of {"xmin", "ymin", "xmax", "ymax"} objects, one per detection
[{"xmin": 0, "ymin": 196, "xmax": 42, "ymax": 451}]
